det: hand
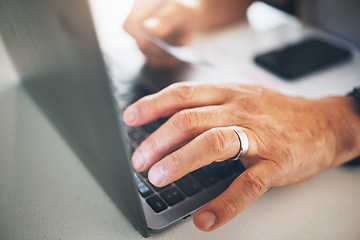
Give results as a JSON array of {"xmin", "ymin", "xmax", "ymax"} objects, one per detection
[
  {"xmin": 123, "ymin": 0, "xmax": 200, "ymax": 67},
  {"xmin": 123, "ymin": 83, "xmax": 360, "ymax": 231},
  {"xmin": 123, "ymin": 0, "xmax": 254, "ymax": 67}
]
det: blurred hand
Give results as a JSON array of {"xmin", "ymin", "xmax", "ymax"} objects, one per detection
[
  {"xmin": 123, "ymin": 82, "xmax": 360, "ymax": 231},
  {"xmin": 123, "ymin": 0, "xmax": 254, "ymax": 67},
  {"xmin": 123, "ymin": 0, "xmax": 200, "ymax": 67}
]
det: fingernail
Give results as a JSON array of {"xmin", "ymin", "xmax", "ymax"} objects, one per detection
[
  {"xmin": 195, "ymin": 211, "xmax": 217, "ymax": 230},
  {"xmin": 123, "ymin": 106, "xmax": 138, "ymax": 125},
  {"xmin": 143, "ymin": 18, "xmax": 159, "ymax": 29},
  {"xmin": 132, "ymin": 150, "xmax": 144, "ymax": 171},
  {"xmin": 148, "ymin": 165, "xmax": 165, "ymax": 186}
]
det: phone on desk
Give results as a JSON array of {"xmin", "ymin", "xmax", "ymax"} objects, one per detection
[{"xmin": 254, "ymin": 38, "xmax": 352, "ymax": 80}]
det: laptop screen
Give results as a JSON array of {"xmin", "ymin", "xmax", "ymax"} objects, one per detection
[
  {"xmin": 0, "ymin": 0, "xmax": 150, "ymax": 237},
  {"xmin": 300, "ymin": 0, "xmax": 360, "ymax": 47},
  {"xmin": 265, "ymin": 0, "xmax": 360, "ymax": 47}
]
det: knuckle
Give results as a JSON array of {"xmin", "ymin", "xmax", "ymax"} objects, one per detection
[
  {"xmin": 171, "ymin": 109, "xmax": 199, "ymax": 132},
  {"xmin": 167, "ymin": 151, "xmax": 185, "ymax": 171},
  {"xmin": 242, "ymin": 171, "xmax": 268, "ymax": 196},
  {"xmin": 145, "ymin": 135, "xmax": 159, "ymax": 155},
  {"xmin": 122, "ymin": 18, "xmax": 130, "ymax": 32},
  {"xmin": 203, "ymin": 128, "xmax": 227, "ymax": 155},
  {"xmin": 219, "ymin": 196, "xmax": 241, "ymax": 217},
  {"xmin": 122, "ymin": 16, "xmax": 134, "ymax": 34},
  {"xmin": 171, "ymin": 83, "xmax": 196, "ymax": 102}
]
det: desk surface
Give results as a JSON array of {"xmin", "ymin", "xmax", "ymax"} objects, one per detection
[{"xmin": 1, "ymin": 1, "xmax": 360, "ymax": 239}]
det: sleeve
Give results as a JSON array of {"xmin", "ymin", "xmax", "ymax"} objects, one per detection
[
  {"xmin": 345, "ymin": 87, "xmax": 360, "ymax": 166},
  {"xmin": 263, "ymin": 0, "xmax": 298, "ymax": 15}
]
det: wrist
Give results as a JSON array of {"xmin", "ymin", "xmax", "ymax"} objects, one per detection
[{"xmin": 323, "ymin": 96, "xmax": 360, "ymax": 166}]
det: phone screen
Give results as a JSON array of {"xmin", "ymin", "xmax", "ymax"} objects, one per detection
[{"xmin": 254, "ymin": 38, "xmax": 352, "ymax": 80}]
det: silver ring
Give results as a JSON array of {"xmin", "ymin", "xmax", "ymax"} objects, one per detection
[{"xmin": 229, "ymin": 126, "xmax": 249, "ymax": 160}]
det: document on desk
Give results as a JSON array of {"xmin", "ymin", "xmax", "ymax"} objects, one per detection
[{"xmin": 145, "ymin": 31, "xmax": 210, "ymax": 66}]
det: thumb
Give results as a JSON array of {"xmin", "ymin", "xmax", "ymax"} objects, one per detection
[{"xmin": 193, "ymin": 162, "xmax": 277, "ymax": 231}]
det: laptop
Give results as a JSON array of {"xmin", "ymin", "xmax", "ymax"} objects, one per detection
[
  {"xmin": 0, "ymin": 0, "xmax": 245, "ymax": 237},
  {"xmin": 1, "ymin": 0, "xmax": 359, "ymax": 238}
]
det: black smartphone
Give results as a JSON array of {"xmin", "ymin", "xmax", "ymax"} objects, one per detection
[{"xmin": 254, "ymin": 38, "xmax": 352, "ymax": 80}]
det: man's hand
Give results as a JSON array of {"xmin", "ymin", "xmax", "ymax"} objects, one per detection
[
  {"xmin": 123, "ymin": 83, "xmax": 360, "ymax": 231},
  {"xmin": 123, "ymin": 0, "xmax": 253, "ymax": 67},
  {"xmin": 123, "ymin": 0, "xmax": 200, "ymax": 67}
]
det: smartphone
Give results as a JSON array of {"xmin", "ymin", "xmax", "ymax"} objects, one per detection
[{"xmin": 254, "ymin": 38, "xmax": 352, "ymax": 80}]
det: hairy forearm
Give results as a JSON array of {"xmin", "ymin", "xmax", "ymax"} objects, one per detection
[{"xmin": 196, "ymin": 0, "xmax": 255, "ymax": 30}]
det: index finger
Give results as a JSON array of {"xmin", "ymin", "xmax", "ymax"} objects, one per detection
[{"xmin": 123, "ymin": 83, "xmax": 228, "ymax": 126}]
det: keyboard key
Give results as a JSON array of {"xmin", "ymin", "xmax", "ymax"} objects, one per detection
[
  {"xmin": 127, "ymin": 128, "xmax": 146, "ymax": 144},
  {"xmin": 141, "ymin": 117, "xmax": 169, "ymax": 134},
  {"xmin": 134, "ymin": 173, "xmax": 153, "ymax": 198},
  {"xmin": 160, "ymin": 187, "xmax": 186, "ymax": 206},
  {"xmin": 148, "ymin": 181, "xmax": 171, "ymax": 192},
  {"xmin": 208, "ymin": 160, "xmax": 246, "ymax": 180},
  {"xmin": 142, "ymin": 122, "xmax": 161, "ymax": 134},
  {"xmin": 231, "ymin": 160, "xmax": 246, "ymax": 176},
  {"xmin": 205, "ymin": 162, "xmax": 229, "ymax": 180},
  {"xmin": 146, "ymin": 195, "xmax": 168, "ymax": 213},
  {"xmin": 191, "ymin": 168, "xmax": 218, "ymax": 188},
  {"xmin": 175, "ymin": 175, "xmax": 202, "ymax": 197},
  {"xmin": 140, "ymin": 171, "xmax": 148, "ymax": 178},
  {"xmin": 129, "ymin": 145, "xmax": 136, "ymax": 154},
  {"xmin": 157, "ymin": 117, "xmax": 169, "ymax": 125}
]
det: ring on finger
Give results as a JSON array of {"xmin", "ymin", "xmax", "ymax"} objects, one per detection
[{"xmin": 228, "ymin": 126, "xmax": 249, "ymax": 160}]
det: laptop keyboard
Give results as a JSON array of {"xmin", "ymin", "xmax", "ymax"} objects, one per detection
[
  {"xmin": 125, "ymin": 120, "xmax": 246, "ymax": 214},
  {"xmin": 113, "ymin": 81, "xmax": 245, "ymax": 214}
]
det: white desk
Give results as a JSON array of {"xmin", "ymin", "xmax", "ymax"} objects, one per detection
[{"xmin": 1, "ymin": 1, "xmax": 359, "ymax": 239}]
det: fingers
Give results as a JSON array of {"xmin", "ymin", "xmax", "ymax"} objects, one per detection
[
  {"xmin": 143, "ymin": 0, "xmax": 198, "ymax": 40},
  {"xmin": 131, "ymin": 106, "xmax": 223, "ymax": 172},
  {"xmin": 124, "ymin": 4, "xmax": 180, "ymax": 67},
  {"xmin": 147, "ymin": 127, "xmax": 242, "ymax": 187},
  {"xmin": 141, "ymin": 0, "xmax": 196, "ymax": 66},
  {"xmin": 123, "ymin": 0, "xmax": 164, "ymax": 39},
  {"xmin": 123, "ymin": 83, "xmax": 228, "ymax": 126},
  {"xmin": 193, "ymin": 163, "xmax": 277, "ymax": 231},
  {"xmin": 132, "ymin": 104, "xmax": 244, "ymax": 173},
  {"xmin": 123, "ymin": 0, "xmax": 197, "ymax": 67}
]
